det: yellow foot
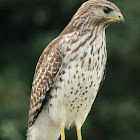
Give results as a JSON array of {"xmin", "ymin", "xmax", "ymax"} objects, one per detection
[
  {"xmin": 76, "ymin": 128, "xmax": 82, "ymax": 140},
  {"xmin": 60, "ymin": 126, "xmax": 65, "ymax": 140}
]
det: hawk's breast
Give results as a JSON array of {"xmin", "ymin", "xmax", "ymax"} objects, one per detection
[{"xmin": 46, "ymin": 29, "xmax": 107, "ymax": 128}]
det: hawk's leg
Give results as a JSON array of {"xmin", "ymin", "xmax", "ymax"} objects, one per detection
[
  {"xmin": 75, "ymin": 111, "xmax": 90, "ymax": 140},
  {"xmin": 76, "ymin": 128, "xmax": 82, "ymax": 140},
  {"xmin": 60, "ymin": 126, "xmax": 65, "ymax": 140}
]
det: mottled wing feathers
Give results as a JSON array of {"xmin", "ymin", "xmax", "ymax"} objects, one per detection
[{"xmin": 28, "ymin": 38, "xmax": 63, "ymax": 127}]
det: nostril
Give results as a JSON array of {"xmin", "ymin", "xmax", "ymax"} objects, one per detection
[{"xmin": 118, "ymin": 13, "xmax": 123, "ymax": 19}]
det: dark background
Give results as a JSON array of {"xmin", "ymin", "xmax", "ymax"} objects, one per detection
[{"xmin": 0, "ymin": 0, "xmax": 140, "ymax": 140}]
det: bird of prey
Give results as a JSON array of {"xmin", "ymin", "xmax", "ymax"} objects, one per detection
[{"xmin": 27, "ymin": 0, "xmax": 124, "ymax": 140}]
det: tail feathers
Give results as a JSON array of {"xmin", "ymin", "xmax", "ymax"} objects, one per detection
[{"xmin": 27, "ymin": 113, "xmax": 60, "ymax": 140}]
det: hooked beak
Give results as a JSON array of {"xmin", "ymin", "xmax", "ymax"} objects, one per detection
[{"xmin": 107, "ymin": 12, "xmax": 125, "ymax": 24}]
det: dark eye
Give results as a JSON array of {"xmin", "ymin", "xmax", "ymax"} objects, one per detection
[{"xmin": 103, "ymin": 7, "xmax": 111, "ymax": 14}]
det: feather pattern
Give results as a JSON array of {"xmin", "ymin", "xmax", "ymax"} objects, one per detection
[{"xmin": 28, "ymin": 37, "xmax": 63, "ymax": 127}]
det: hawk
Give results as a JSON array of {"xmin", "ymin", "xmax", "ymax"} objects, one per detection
[{"xmin": 27, "ymin": 0, "xmax": 124, "ymax": 140}]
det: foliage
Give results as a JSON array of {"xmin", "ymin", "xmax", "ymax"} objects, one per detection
[{"xmin": 0, "ymin": 0, "xmax": 140, "ymax": 140}]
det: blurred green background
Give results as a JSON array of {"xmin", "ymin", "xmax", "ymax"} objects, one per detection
[{"xmin": 0, "ymin": 0, "xmax": 139, "ymax": 140}]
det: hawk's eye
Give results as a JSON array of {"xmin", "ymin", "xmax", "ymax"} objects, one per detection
[{"xmin": 103, "ymin": 7, "xmax": 111, "ymax": 14}]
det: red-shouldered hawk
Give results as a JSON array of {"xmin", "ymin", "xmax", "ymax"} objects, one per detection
[{"xmin": 27, "ymin": 0, "xmax": 124, "ymax": 140}]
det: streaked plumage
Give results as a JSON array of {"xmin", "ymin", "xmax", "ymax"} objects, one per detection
[{"xmin": 27, "ymin": 0, "xmax": 124, "ymax": 140}]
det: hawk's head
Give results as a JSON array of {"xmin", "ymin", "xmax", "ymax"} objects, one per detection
[
  {"xmin": 74, "ymin": 0, "xmax": 124, "ymax": 29},
  {"xmin": 61, "ymin": 0, "xmax": 124, "ymax": 35},
  {"xmin": 87, "ymin": 0, "xmax": 124, "ymax": 26}
]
